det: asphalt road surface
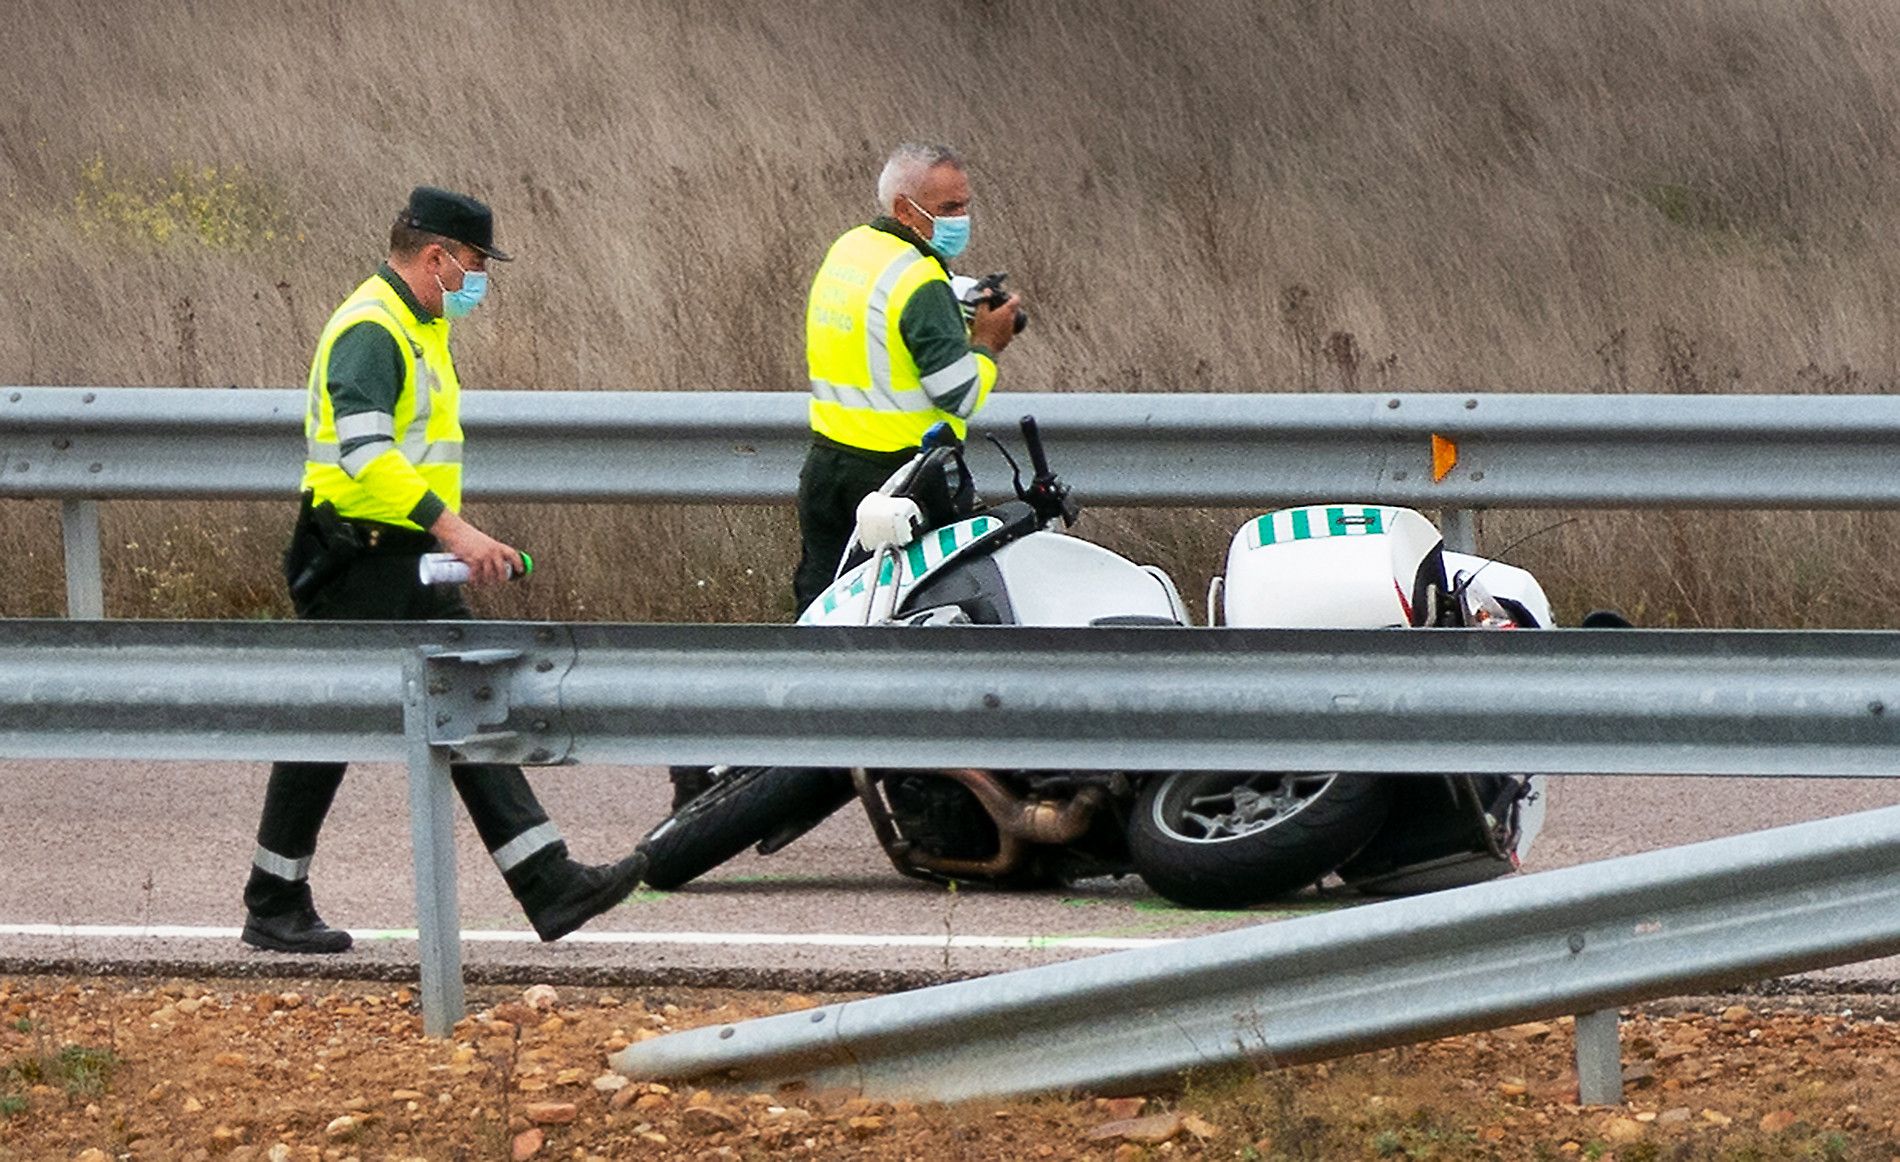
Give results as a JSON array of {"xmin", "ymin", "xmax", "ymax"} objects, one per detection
[{"xmin": 1, "ymin": 761, "xmax": 1896, "ymax": 990}]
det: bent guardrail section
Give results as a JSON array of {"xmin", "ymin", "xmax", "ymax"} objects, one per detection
[{"xmin": 609, "ymin": 802, "xmax": 1900, "ymax": 1102}]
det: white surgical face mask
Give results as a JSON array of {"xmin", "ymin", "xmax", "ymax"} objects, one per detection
[
  {"xmin": 904, "ymin": 195, "xmax": 971, "ymax": 259},
  {"xmin": 436, "ymin": 252, "xmax": 489, "ymax": 319}
]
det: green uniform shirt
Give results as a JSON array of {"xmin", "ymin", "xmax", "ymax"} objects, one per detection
[
  {"xmin": 324, "ymin": 264, "xmax": 447, "ymax": 528},
  {"xmin": 868, "ymin": 216, "xmax": 996, "ymax": 416}
]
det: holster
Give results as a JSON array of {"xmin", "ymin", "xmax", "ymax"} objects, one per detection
[{"xmin": 285, "ymin": 497, "xmax": 363, "ymax": 608}]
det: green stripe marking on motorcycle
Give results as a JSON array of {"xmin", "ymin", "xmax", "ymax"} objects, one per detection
[
  {"xmin": 1249, "ymin": 506, "xmax": 1387, "ymax": 549},
  {"xmin": 808, "ymin": 514, "xmax": 1005, "ymax": 619}
]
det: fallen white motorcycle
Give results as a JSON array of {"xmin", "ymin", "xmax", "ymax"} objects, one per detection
[{"xmin": 644, "ymin": 418, "xmax": 1560, "ymax": 908}]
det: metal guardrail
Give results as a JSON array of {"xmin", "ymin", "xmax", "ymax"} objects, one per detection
[
  {"xmin": 8, "ymin": 615, "xmax": 1900, "ymax": 1056},
  {"xmin": 609, "ymin": 801, "xmax": 1900, "ymax": 1102},
  {"xmin": 10, "ymin": 387, "xmax": 1900, "ymax": 615},
  {"xmin": 10, "ymin": 386, "xmax": 1900, "ymax": 507},
  {"xmin": 8, "ymin": 620, "xmax": 1900, "ymax": 776}
]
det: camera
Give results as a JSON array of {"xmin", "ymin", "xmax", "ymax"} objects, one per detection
[{"xmin": 951, "ymin": 271, "xmax": 1029, "ymax": 335}]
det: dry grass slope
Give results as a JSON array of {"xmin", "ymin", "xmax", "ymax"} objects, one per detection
[{"xmin": 4, "ymin": 0, "xmax": 1900, "ymax": 624}]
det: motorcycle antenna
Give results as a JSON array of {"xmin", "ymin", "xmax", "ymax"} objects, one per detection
[
  {"xmin": 985, "ymin": 434, "xmax": 1027, "ymax": 498},
  {"xmin": 1449, "ymin": 516, "xmax": 1579, "ymax": 600}
]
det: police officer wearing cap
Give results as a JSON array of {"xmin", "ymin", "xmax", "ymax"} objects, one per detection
[{"xmin": 241, "ymin": 186, "xmax": 646, "ymax": 954}]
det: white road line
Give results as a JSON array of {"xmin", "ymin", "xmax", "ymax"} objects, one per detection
[{"xmin": 0, "ymin": 923, "xmax": 1176, "ymax": 952}]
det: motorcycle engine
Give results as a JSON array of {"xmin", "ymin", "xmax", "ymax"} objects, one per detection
[{"xmin": 885, "ymin": 773, "xmax": 1000, "ymax": 859}]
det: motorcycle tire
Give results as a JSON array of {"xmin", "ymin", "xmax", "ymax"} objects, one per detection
[
  {"xmin": 639, "ymin": 766, "xmax": 855, "ymax": 890},
  {"xmin": 1126, "ymin": 771, "xmax": 1391, "ymax": 909}
]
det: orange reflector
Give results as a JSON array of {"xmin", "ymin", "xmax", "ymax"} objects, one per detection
[{"xmin": 1431, "ymin": 434, "xmax": 1458, "ymax": 483}]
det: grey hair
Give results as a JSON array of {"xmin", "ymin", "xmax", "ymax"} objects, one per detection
[{"xmin": 875, "ymin": 142, "xmax": 964, "ymax": 212}]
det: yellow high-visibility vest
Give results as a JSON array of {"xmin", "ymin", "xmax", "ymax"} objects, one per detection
[
  {"xmin": 805, "ymin": 225, "xmax": 991, "ymax": 452},
  {"xmin": 300, "ymin": 275, "xmax": 463, "ymax": 527}
]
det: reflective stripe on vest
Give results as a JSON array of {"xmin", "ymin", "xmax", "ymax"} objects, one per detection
[
  {"xmin": 806, "ymin": 226, "xmax": 967, "ymax": 452},
  {"xmin": 300, "ymin": 275, "xmax": 464, "ymax": 527}
]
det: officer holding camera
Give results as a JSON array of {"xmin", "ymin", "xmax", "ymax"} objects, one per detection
[
  {"xmin": 667, "ymin": 145, "xmax": 1025, "ymax": 811},
  {"xmin": 793, "ymin": 141, "xmax": 1024, "ymax": 612}
]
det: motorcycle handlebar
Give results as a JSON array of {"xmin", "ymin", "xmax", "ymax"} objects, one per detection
[{"xmin": 1020, "ymin": 415, "xmax": 1053, "ymax": 480}]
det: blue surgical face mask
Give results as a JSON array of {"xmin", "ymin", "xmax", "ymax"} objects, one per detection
[
  {"xmin": 906, "ymin": 196, "xmax": 971, "ymax": 260},
  {"xmin": 437, "ymin": 253, "xmax": 488, "ymax": 319}
]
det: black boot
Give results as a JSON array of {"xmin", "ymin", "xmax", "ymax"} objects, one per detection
[
  {"xmin": 241, "ymin": 873, "xmax": 352, "ymax": 954},
  {"xmin": 507, "ymin": 848, "xmax": 648, "ymax": 942}
]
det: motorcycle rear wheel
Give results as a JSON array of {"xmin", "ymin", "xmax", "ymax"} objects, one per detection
[
  {"xmin": 1127, "ymin": 771, "xmax": 1390, "ymax": 909},
  {"xmin": 639, "ymin": 766, "xmax": 855, "ymax": 890}
]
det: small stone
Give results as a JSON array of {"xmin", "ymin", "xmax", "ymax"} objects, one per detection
[
  {"xmin": 1504, "ymin": 1021, "xmax": 1556, "ymax": 1042},
  {"xmin": 74, "ymin": 1150, "xmax": 109, "ymax": 1162},
  {"xmin": 177, "ymin": 998, "xmax": 204, "ymax": 1015},
  {"xmin": 267, "ymin": 1145, "xmax": 292, "ymax": 1162},
  {"xmin": 1760, "ymin": 1109, "xmax": 1797, "ymax": 1133},
  {"xmin": 182, "ymin": 1096, "xmax": 205, "ymax": 1114},
  {"xmin": 1721, "ymin": 1004, "xmax": 1752, "ymax": 1024},
  {"xmin": 683, "ymin": 1106, "xmax": 741, "ymax": 1135},
  {"xmin": 214, "ymin": 1052, "xmax": 247, "ymax": 1068},
  {"xmin": 1112, "ymin": 1145, "xmax": 1145, "ymax": 1162},
  {"xmin": 323, "ymin": 1115, "xmax": 358, "ymax": 1139},
  {"xmin": 592, "ymin": 1074, "xmax": 629, "ymax": 1094},
  {"xmin": 1181, "ymin": 1114, "xmax": 1218, "ymax": 1139},
  {"xmin": 524, "ymin": 1102, "xmax": 576, "ymax": 1126},
  {"xmin": 1497, "ymin": 1080, "xmax": 1528, "ymax": 1098},
  {"xmin": 1099, "ymin": 1096, "xmax": 1146, "ymax": 1120},
  {"xmin": 391, "ymin": 1090, "xmax": 424, "ymax": 1102},
  {"xmin": 511, "ymin": 1127, "xmax": 544, "ymax": 1160},
  {"xmin": 633, "ymin": 1092, "xmax": 669, "ymax": 1112},
  {"xmin": 1658, "ymin": 1107, "xmax": 1693, "ymax": 1127},
  {"xmin": 1088, "ymin": 1112, "xmax": 1184, "ymax": 1144},
  {"xmin": 1604, "ymin": 1117, "xmax": 1645, "ymax": 1143},
  {"xmin": 522, "ymin": 984, "xmax": 559, "ymax": 1011},
  {"xmin": 846, "ymin": 1114, "xmax": 886, "ymax": 1137},
  {"xmin": 1700, "ymin": 1108, "xmax": 1733, "ymax": 1127}
]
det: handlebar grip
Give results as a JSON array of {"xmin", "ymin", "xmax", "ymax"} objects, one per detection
[{"xmin": 1020, "ymin": 415, "xmax": 1053, "ymax": 478}]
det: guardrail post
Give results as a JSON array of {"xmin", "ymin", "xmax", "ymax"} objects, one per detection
[
  {"xmin": 402, "ymin": 651, "xmax": 465, "ymax": 1037},
  {"xmin": 1439, "ymin": 508, "xmax": 1477, "ymax": 555},
  {"xmin": 60, "ymin": 500, "xmax": 104, "ymax": 618},
  {"xmin": 1574, "ymin": 1008, "xmax": 1624, "ymax": 1105}
]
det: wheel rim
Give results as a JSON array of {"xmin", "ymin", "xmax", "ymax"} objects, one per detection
[{"xmin": 1147, "ymin": 772, "xmax": 1341, "ymax": 844}]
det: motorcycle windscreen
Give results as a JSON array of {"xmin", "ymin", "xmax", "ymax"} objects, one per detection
[
  {"xmin": 1222, "ymin": 505, "xmax": 1444, "ymax": 629},
  {"xmin": 986, "ymin": 533, "xmax": 1187, "ymax": 626}
]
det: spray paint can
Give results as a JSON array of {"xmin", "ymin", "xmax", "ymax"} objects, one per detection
[{"xmin": 418, "ymin": 551, "xmax": 534, "ymax": 585}]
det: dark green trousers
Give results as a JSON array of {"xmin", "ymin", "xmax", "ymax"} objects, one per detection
[
  {"xmin": 791, "ymin": 439, "xmax": 915, "ymax": 613},
  {"xmin": 245, "ymin": 502, "xmax": 559, "ymax": 917}
]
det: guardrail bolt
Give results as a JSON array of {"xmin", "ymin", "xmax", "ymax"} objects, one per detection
[
  {"xmin": 982, "ymin": 693, "xmax": 1002, "ymax": 710},
  {"xmin": 534, "ymin": 660, "xmax": 555, "ymax": 673},
  {"xmin": 1392, "ymin": 470, "xmax": 1408, "ymax": 481},
  {"xmin": 526, "ymin": 748, "xmax": 552, "ymax": 763},
  {"xmin": 88, "ymin": 463, "xmax": 102, "ymax": 473},
  {"xmin": 1470, "ymin": 471, "xmax": 1486, "ymax": 482},
  {"xmin": 434, "ymin": 712, "xmax": 452, "ymax": 728},
  {"xmin": 1386, "ymin": 398, "xmax": 1401, "ymax": 409},
  {"xmin": 82, "ymin": 392, "xmax": 96, "ymax": 404},
  {"xmin": 472, "ymin": 685, "xmax": 492, "ymax": 702},
  {"xmin": 427, "ymin": 679, "xmax": 450, "ymax": 695},
  {"xmin": 51, "ymin": 437, "xmax": 70, "ymax": 451},
  {"xmin": 1568, "ymin": 932, "xmax": 1587, "ymax": 955},
  {"xmin": 718, "ymin": 1027, "xmax": 735, "ymax": 1040},
  {"xmin": 1871, "ymin": 701, "xmax": 1886, "ymax": 717},
  {"xmin": 6, "ymin": 392, "xmax": 19, "ymax": 402},
  {"xmin": 1464, "ymin": 398, "xmax": 1479, "ymax": 409}
]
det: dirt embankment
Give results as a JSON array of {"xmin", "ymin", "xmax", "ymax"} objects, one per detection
[{"xmin": 4, "ymin": 974, "xmax": 1900, "ymax": 1161}]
